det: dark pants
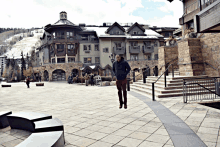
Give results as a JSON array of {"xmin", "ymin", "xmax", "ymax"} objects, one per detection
[
  {"xmin": 26, "ymin": 82, "xmax": 30, "ymax": 88},
  {"xmin": 91, "ymin": 79, "xmax": 94, "ymax": 86},
  {"xmin": 116, "ymin": 78, "xmax": 127, "ymax": 105}
]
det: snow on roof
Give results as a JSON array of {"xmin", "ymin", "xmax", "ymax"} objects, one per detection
[
  {"xmin": 126, "ymin": 36, "xmax": 158, "ymax": 39},
  {"xmin": 144, "ymin": 29, "xmax": 163, "ymax": 37},
  {"xmin": 84, "ymin": 27, "xmax": 108, "ymax": 36},
  {"xmin": 90, "ymin": 65, "xmax": 96, "ymax": 69},
  {"xmin": 53, "ymin": 19, "xmax": 76, "ymax": 26},
  {"xmin": 99, "ymin": 35, "xmax": 127, "ymax": 38}
]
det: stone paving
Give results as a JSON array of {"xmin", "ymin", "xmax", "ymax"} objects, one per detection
[{"xmin": 0, "ymin": 81, "xmax": 220, "ymax": 147}]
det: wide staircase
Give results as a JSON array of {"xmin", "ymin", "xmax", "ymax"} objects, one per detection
[{"xmin": 130, "ymin": 69, "xmax": 212, "ymax": 98}]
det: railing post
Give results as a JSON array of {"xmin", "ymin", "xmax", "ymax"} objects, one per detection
[
  {"xmin": 152, "ymin": 83, "xmax": 155, "ymax": 101},
  {"xmin": 143, "ymin": 70, "xmax": 146, "ymax": 83},
  {"xmin": 127, "ymin": 78, "xmax": 130, "ymax": 91},
  {"xmin": 133, "ymin": 70, "xmax": 135, "ymax": 82},
  {"xmin": 164, "ymin": 73, "xmax": 167, "ymax": 87},
  {"xmin": 172, "ymin": 64, "xmax": 174, "ymax": 78}
]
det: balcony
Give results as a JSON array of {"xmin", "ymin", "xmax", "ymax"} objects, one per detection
[
  {"xmin": 194, "ymin": 0, "xmax": 220, "ymax": 33},
  {"xmin": 113, "ymin": 47, "xmax": 126, "ymax": 55},
  {"xmin": 129, "ymin": 46, "xmax": 140, "ymax": 54},
  {"xmin": 52, "ymin": 36, "xmax": 79, "ymax": 43},
  {"xmin": 143, "ymin": 46, "xmax": 154, "ymax": 54}
]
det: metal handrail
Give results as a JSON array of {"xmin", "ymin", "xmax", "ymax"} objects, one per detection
[
  {"xmin": 159, "ymin": 57, "xmax": 178, "ymax": 71},
  {"xmin": 129, "ymin": 64, "xmax": 156, "ymax": 82},
  {"xmin": 152, "ymin": 59, "xmax": 179, "ymax": 101}
]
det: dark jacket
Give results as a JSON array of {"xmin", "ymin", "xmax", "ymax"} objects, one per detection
[
  {"xmin": 113, "ymin": 57, "xmax": 131, "ymax": 80},
  {"xmin": 91, "ymin": 75, "xmax": 94, "ymax": 80}
]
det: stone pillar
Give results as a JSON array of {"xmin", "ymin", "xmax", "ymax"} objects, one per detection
[
  {"xmin": 158, "ymin": 46, "xmax": 178, "ymax": 75},
  {"xmin": 178, "ymin": 38, "xmax": 205, "ymax": 76},
  {"xmin": 66, "ymin": 54, "xmax": 68, "ymax": 63},
  {"xmin": 49, "ymin": 71, "xmax": 52, "ymax": 81}
]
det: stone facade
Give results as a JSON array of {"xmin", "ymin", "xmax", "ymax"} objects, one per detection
[
  {"xmin": 178, "ymin": 38, "xmax": 205, "ymax": 76},
  {"xmin": 158, "ymin": 46, "xmax": 178, "ymax": 75},
  {"xmin": 33, "ymin": 62, "xmax": 83, "ymax": 81},
  {"xmin": 200, "ymin": 33, "xmax": 220, "ymax": 77}
]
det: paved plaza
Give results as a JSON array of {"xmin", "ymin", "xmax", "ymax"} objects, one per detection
[{"xmin": 0, "ymin": 82, "xmax": 220, "ymax": 147}]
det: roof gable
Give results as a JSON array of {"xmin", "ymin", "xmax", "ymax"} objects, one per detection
[
  {"xmin": 127, "ymin": 22, "xmax": 145, "ymax": 33},
  {"xmin": 106, "ymin": 22, "xmax": 125, "ymax": 33}
]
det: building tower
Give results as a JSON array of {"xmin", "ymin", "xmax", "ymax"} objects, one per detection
[{"xmin": 60, "ymin": 11, "xmax": 67, "ymax": 20}]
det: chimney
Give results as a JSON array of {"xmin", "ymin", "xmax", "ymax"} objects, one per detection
[{"xmin": 60, "ymin": 11, "xmax": 67, "ymax": 20}]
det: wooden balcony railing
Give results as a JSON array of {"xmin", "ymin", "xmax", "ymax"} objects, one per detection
[
  {"xmin": 113, "ymin": 47, "xmax": 126, "ymax": 54},
  {"xmin": 129, "ymin": 46, "xmax": 140, "ymax": 54}
]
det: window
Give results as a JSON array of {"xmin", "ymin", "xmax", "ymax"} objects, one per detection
[
  {"xmin": 133, "ymin": 31, "xmax": 137, "ymax": 35},
  {"xmin": 95, "ymin": 57, "xmax": 100, "ymax": 63},
  {"xmin": 116, "ymin": 31, "xmax": 120, "ymax": 35},
  {"xmin": 105, "ymin": 69, "xmax": 111, "ymax": 76},
  {"xmin": 154, "ymin": 54, "xmax": 158, "ymax": 60},
  {"xmin": 68, "ymin": 44, "xmax": 74, "ymax": 53},
  {"xmin": 145, "ymin": 41, "xmax": 151, "ymax": 46},
  {"xmin": 115, "ymin": 42, "xmax": 122, "ymax": 48},
  {"xmin": 57, "ymin": 44, "xmax": 65, "ymax": 53},
  {"xmin": 154, "ymin": 41, "xmax": 158, "ymax": 47},
  {"xmin": 83, "ymin": 45, "xmax": 91, "ymax": 51},
  {"xmin": 131, "ymin": 41, "xmax": 138, "ymax": 47},
  {"xmin": 52, "ymin": 58, "xmax": 55, "ymax": 63},
  {"xmin": 57, "ymin": 58, "xmax": 65, "ymax": 63},
  {"xmin": 61, "ymin": 31, "xmax": 65, "ymax": 39},
  {"xmin": 68, "ymin": 57, "xmax": 75, "ymax": 62},
  {"xmin": 67, "ymin": 32, "xmax": 73, "ymax": 40},
  {"xmin": 103, "ymin": 48, "xmax": 109, "ymax": 53},
  {"xmin": 56, "ymin": 31, "xmax": 65, "ymax": 39},
  {"xmin": 131, "ymin": 55, "xmax": 138, "ymax": 61},
  {"xmin": 165, "ymin": 32, "xmax": 170, "ymax": 37},
  {"xmin": 84, "ymin": 57, "xmax": 92, "ymax": 63},
  {"xmin": 95, "ymin": 45, "xmax": 99, "ymax": 51},
  {"xmin": 84, "ymin": 45, "xmax": 87, "ymax": 50}
]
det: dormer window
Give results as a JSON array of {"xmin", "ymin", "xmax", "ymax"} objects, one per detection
[
  {"xmin": 116, "ymin": 31, "xmax": 120, "ymax": 35},
  {"xmin": 133, "ymin": 31, "xmax": 138, "ymax": 35}
]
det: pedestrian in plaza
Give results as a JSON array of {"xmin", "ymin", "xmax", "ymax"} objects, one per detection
[
  {"xmin": 113, "ymin": 54, "xmax": 131, "ymax": 109},
  {"xmin": 90, "ymin": 74, "xmax": 94, "ymax": 86},
  {"xmin": 26, "ymin": 76, "xmax": 30, "ymax": 88}
]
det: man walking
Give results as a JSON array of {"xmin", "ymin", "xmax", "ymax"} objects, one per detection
[
  {"xmin": 113, "ymin": 55, "xmax": 131, "ymax": 109},
  {"xmin": 26, "ymin": 76, "xmax": 30, "ymax": 88}
]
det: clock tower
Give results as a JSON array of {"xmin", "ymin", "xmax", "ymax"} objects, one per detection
[{"xmin": 60, "ymin": 11, "xmax": 67, "ymax": 20}]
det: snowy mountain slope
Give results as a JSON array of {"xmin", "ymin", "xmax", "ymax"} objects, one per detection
[{"xmin": 3, "ymin": 29, "xmax": 44, "ymax": 59}]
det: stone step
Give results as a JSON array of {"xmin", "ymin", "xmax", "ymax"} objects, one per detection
[
  {"xmin": 132, "ymin": 82, "xmax": 215, "ymax": 94},
  {"xmin": 131, "ymin": 86, "xmax": 216, "ymax": 98}
]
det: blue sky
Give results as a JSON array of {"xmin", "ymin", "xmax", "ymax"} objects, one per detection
[{"xmin": 0, "ymin": 0, "xmax": 183, "ymax": 28}]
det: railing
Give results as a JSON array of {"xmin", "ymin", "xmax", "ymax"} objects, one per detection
[
  {"xmin": 113, "ymin": 47, "xmax": 126, "ymax": 54},
  {"xmin": 127, "ymin": 59, "xmax": 157, "ymax": 61},
  {"xmin": 129, "ymin": 46, "xmax": 140, "ymax": 53},
  {"xmin": 152, "ymin": 58, "xmax": 179, "ymax": 101},
  {"xmin": 205, "ymin": 62, "xmax": 220, "ymax": 76},
  {"xmin": 128, "ymin": 64, "xmax": 156, "ymax": 83},
  {"xmin": 143, "ymin": 46, "xmax": 154, "ymax": 53},
  {"xmin": 185, "ymin": 0, "xmax": 200, "ymax": 14},
  {"xmin": 183, "ymin": 77, "xmax": 220, "ymax": 103}
]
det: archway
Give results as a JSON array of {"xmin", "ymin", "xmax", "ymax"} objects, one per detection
[
  {"xmin": 133, "ymin": 68, "xmax": 139, "ymax": 72},
  {"xmin": 52, "ymin": 69, "xmax": 66, "ymax": 81},
  {"xmin": 72, "ymin": 69, "xmax": 79, "ymax": 77},
  {"xmin": 44, "ymin": 70, "xmax": 49, "ymax": 81}
]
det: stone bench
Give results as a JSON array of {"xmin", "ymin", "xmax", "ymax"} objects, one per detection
[
  {"xmin": 0, "ymin": 111, "xmax": 12, "ymax": 128},
  {"xmin": 15, "ymin": 131, "xmax": 65, "ymax": 147},
  {"xmin": 7, "ymin": 111, "xmax": 65, "ymax": 146},
  {"xmin": 1, "ymin": 85, "xmax": 11, "ymax": 87},
  {"xmin": 36, "ymin": 83, "xmax": 44, "ymax": 86},
  {"xmin": 7, "ymin": 112, "xmax": 52, "ymax": 132},
  {"xmin": 34, "ymin": 118, "xmax": 64, "ymax": 133}
]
